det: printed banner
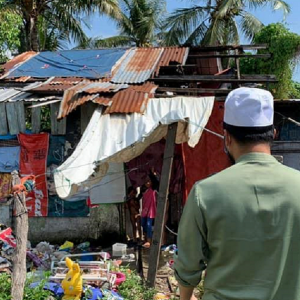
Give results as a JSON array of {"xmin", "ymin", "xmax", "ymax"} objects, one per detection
[{"xmin": 18, "ymin": 133, "xmax": 49, "ymax": 217}]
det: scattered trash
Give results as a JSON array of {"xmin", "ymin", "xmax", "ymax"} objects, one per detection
[
  {"xmin": 112, "ymin": 243, "xmax": 127, "ymax": 257},
  {"xmin": 154, "ymin": 293, "xmax": 170, "ymax": 299},
  {"xmin": 77, "ymin": 241, "xmax": 90, "ymax": 250},
  {"xmin": 59, "ymin": 241, "xmax": 74, "ymax": 252}
]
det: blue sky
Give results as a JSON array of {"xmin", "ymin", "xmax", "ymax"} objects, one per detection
[{"xmin": 82, "ymin": 0, "xmax": 300, "ymax": 81}]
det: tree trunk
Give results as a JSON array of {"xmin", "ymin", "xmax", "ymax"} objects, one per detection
[
  {"xmin": 30, "ymin": 12, "xmax": 39, "ymax": 52},
  {"xmin": 11, "ymin": 171, "xmax": 28, "ymax": 300}
]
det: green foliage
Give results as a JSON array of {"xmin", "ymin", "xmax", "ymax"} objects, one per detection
[
  {"xmin": 91, "ymin": 0, "xmax": 166, "ymax": 48},
  {"xmin": 0, "ymin": 273, "xmax": 54, "ymax": 300},
  {"xmin": 240, "ymin": 23, "xmax": 300, "ymax": 99},
  {"xmin": 164, "ymin": 0, "xmax": 290, "ymax": 46},
  {"xmin": 0, "ymin": 0, "xmax": 22, "ymax": 61},
  {"xmin": 117, "ymin": 268, "xmax": 156, "ymax": 300}
]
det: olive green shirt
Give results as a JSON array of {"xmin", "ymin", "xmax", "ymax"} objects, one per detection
[{"xmin": 175, "ymin": 153, "xmax": 300, "ymax": 300}]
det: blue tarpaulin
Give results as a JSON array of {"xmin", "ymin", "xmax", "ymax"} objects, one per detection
[{"xmin": 7, "ymin": 49, "xmax": 127, "ymax": 79}]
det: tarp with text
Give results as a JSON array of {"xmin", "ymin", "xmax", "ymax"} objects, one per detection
[{"xmin": 18, "ymin": 133, "xmax": 49, "ymax": 217}]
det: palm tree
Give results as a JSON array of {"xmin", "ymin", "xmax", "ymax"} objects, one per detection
[
  {"xmin": 93, "ymin": 0, "xmax": 166, "ymax": 48},
  {"xmin": 3, "ymin": 0, "xmax": 121, "ymax": 51},
  {"xmin": 164, "ymin": 0, "xmax": 290, "ymax": 46}
]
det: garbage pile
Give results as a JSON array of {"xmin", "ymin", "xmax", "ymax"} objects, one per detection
[{"xmin": 0, "ymin": 228, "xmax": 179, "ymax": 300}]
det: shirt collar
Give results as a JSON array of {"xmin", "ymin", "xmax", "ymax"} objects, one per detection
[{"xmin": 236, "ymin": 152, "xmax": 278, "ymax": 164}]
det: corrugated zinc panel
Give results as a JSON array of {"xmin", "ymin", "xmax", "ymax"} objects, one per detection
[
  {"xmin": 83, "ymin": 82, "xmax": 129, "ymax": 94},
  {"xmin": 154, "ymin": 47, "xmax": 189, "ymax": 76},
  {"xmin": 2, "ymin": 51, "xmax": 37, "ymax": 75},
  {"xmin": 105, "ymin": 82, "xmax": 158, "ymax": 114},
  {"xmin": 111, "ymin": 48, "xmax": 164, "ymax": 84},
  {"xmin": 0, "ymin": 89, "xmax": 22, "ymax": 102}
]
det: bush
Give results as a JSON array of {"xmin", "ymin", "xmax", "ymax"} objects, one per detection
[{"xmin": 0, "ymin": 273, "xmax": 55, "ymax": 300}]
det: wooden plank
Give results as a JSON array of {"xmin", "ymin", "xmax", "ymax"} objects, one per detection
[
  {"xmin": 15, "ymin": 102, "xmax": 26, "ymax": 133},
  {"xmin": 190, "ymin": 44, "xmax": 268, "ymax": 51},
  {"xmin": 6, "ymin": 103, "xmax": 19, "ymax": 135},
  {"xmin": 160, "ymin": 64, "xmax": 197, "ymax": 68},
  {"xmin": 153, "ymin": 75, "xmax": 277, "ymax": 83},
  {"xmin": 51, "ymin": 102, "xmax": 66, "ymax": 135},
  {"xmin": 11, "ymin": 170, "xmax": 28, "ymax": 300},
  {"xmin": 0, "ymin": 102, "xmax": 8, "ymax": 135},
  {"xmin": 156, "ymin": 87, "xmax": 232, "ymax": 94},
  {"xmin": 188, "ymin": 54, "xmax": 271, "ymax": 59},
  {"xmin": 31, "ymin": 106, "xmax": 41, "ymax": 133},
  {"xmin": 81, "ymin": 102, "xmax": 97, "ymax": 134},
  {"xmin": 147, "ymin": 123, "xmax": 178, "ymax": 287}
]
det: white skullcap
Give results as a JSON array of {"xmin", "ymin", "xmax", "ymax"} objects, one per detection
[{"xmin": 224, "ymin": 87, "xmax": 274, "ymax": 127}]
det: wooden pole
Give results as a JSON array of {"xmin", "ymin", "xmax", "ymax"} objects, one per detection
[
  {"xmin": 11, "ymin": 170, "xmax": 28, "ymax": 300},
  {"xmin": 147, "ymin": 123, "xmax": 178, "ymax": 287}
]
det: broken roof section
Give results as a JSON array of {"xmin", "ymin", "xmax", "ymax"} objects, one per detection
[
  {"xmin": 58, "ymin": 82, "xmax": 158, "ymax": 118},
  {"xmin": 111, "ymin": 48, "xmax": 164, "ymax": 84},
  {"xmin": 4, "ymin": 49, "xmax": 127, "ymax": 79}
]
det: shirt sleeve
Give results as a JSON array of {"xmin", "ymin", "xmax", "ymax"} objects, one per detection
[{"xmin": 174, "ymin": 184, "xmax": 208, "ymax": 287}]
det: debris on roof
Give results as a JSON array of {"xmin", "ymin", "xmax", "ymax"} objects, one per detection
[{"xmin": 111, "ymin": 48, "xmax": 164, "ymax": 84}]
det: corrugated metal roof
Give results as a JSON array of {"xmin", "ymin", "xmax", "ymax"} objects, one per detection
[
  {"xmin": 30, "ymin": 77, "xmax": 87, "ymax": 93},
  {"xmin": 5, "ymin": 49, "xmax": 127, "ymax": 79},
  {"xmin": 111, "ymin": 48, "xmax": 164, "ymax": 84},
  {"xmin": 105, "ymin": 82, "xmax": 158, "ymax": 114},
  {"xmin": 0, "ymin": 89, "xmax": 22, "ymax": 102},
  {"xmin": 0, "ymin": 87, "xmax": 61, "ymax": 103},
  {"xmin": 2, "ymin": 51, "xmax": 37, "ymax": 75},
  {"xmin": 58, "ymin": 82, "xmax": 158, "ymax": 118},
  {"xmin": 82, "ymin": 82, "xmax": 128, "ymax": 94},
  {"xmin": 154, "ymin": 47, "xmax": 189, "ymax": 76}
]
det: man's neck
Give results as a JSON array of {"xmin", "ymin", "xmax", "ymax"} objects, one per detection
[{"xmin": 235, "ymin": 143, "xmax": 271, "ymax": 161}]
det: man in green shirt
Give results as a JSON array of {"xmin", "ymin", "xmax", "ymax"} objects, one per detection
[{"xmin": 174, "ymin": 87, "xmax": 300, "ymax": 300}]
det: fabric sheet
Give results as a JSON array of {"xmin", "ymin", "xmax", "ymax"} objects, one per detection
[
  {"xmin": 0, "ymin": 147, "xmax": 20, "ymax": 173},
  {"xmin": 18, "ymin": 133, "xmax": 49, "ymax": 217},
  {"xmin": 182, "ymin": 102, "xmax": 230, "ymax": 203},
  {"xmin": 54, "ymin": 96, "xmax": 215, "ymax": 199}
]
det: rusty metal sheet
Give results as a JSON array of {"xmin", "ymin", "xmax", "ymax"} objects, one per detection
[
  {"xmin": 105, "ymin": 82, "xmax": 158, "ymax": 114},
  {"xmin": 83, "ymin": 82, "xmax": 128, "ymax": 94},
  {"xmin": 111, "ymin": 48, "xmax": 164, "ymax": 84},
  {"xmin": 2, "ymin": 51, "xmax": 37, "ymax": 75},
  {"xmin": 154, "ymin": 47, "xmax": 189, "ymax": 76}
]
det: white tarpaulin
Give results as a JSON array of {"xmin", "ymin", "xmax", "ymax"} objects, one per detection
[
  {"xmin": 89, "ymin": 163, "xmax": 126, "ymax": 204},
  {"xmin": 54, "ymin": 96, "xmax": 215, "ymax": 199}
]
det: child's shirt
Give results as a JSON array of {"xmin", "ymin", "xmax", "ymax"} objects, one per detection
[{"xmin": 141, "ymin": 188, "xmax": 157, "ymax": 218}]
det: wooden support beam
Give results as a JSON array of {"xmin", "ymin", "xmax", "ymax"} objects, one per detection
[
  {"xmin": 188, "ymin": 54, "xmax": 271, "ymax": 59},
  {"xmin": 156, "ymin": 87, "xmax": 232, "ymax": 94},
  {"xmin": 51, "ymin": 102, "xmax": 66, "ymax": 135},
  {"xmin": 153, "ymin": 75, "xmax": 277, "ymax": 83},
  {"xmin": 0, "ymin": 103, "xmax": 8, "ymax": 135},
  {"xmin": 160, "ymin": 64, "xmax": 197, "ymax": 68},
  {"xmin": 6, "ymin": 103, "xmax": 19, "ymax": 135},
  {"xmin": 15, "ymin": 102, "xmax": 26, "ymax": 133},
  {"xmin": 189, "ymin": 44, "xmax": 268, "ymax": 51},
  {"xmin": 31, "ymin": 106, "xmax": 41, "ymax": 134},
  {"xmin": 147, "ymin": 123, "xmax": 178, "ymax": 287},
  {"xmin": 11, "ymin": 170, "xmax": 28, "ymax": 300}
]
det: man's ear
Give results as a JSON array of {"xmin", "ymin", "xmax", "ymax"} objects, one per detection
[
  {"xmin": 224, "ymin": 129, "xmax": 231, "ymax": 147},
  {"xmin": 273, "ymin": 128, "xmax": 277, "ymax": 139}
]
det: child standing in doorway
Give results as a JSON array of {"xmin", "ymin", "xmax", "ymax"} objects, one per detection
[
  {"xmin": 141, "ymin": 169, "xmax": 159, "ymax": 248},
  {"xmin": 126, "ymin": 186, "xmax": 141, "ymax": 243}
]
